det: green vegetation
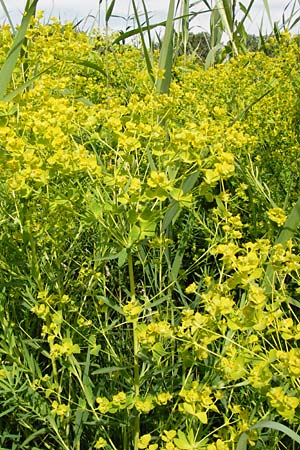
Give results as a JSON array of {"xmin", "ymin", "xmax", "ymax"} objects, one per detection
[{"xmin": 0, "ymin": 1, "xmax": 300, "ymax": 449}]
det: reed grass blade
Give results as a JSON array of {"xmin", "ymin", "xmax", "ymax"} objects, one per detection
[
  {"xmin": 0, "ymin": 0, "xmax": 38, "ymax": 99},
  {"xmin": 105, "ymin": 0, "xmax": 116, "ymax": 24},
  {"xmin": 216, "ymin": 0, "xmax": 238, "ymax": 55},
  {"xmin": 181, "ymin": 0, "xmax": 190, "ymax": 57},
  {"xmin": 262, "ymin": 0, "xmax": 273, "ymax": 28},
  {"xmin": 0, "ymin": 0, "xmax": 16, "ymax": 34},
  {"xmin": 237, "ymin": 420, "xmax": 300, "ymax": 449},
  {"xmin": 132, "ymin": 0, "xmax": 154, "ymax": 85},
  {"xmin": 156, "ymin": 0, "xmax": 175, "ymax": 94}
]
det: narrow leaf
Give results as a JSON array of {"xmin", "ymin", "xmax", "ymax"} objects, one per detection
[
  {"xmin": 156, "ymin": 0, "xmax": 175, "ymax": 94},
  {"xmin": 0, "ymin": 0, "xmax": 16, "ymax": 34},
  {"xmin": 0, "ymin": 0, "xmax": 39, "ymax": 99},
  {"xmin": 106, "ymin": 0, "xmax": 116, "ymax": 23},
  {"xmin": 132, "ymin": 0, "xmax": 154, "ymax": 84},
  {"xmin": 262, "ymin": 0, "xmax": 273, "ymax": 28},
  {"xmin": 113, "ymin": 20, "xmax": 167, "ymax": 44}
]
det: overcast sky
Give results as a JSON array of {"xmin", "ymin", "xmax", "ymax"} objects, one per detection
[{"xmin": 0, "ymin": 1, "xmax": 298, "ymax": 35}]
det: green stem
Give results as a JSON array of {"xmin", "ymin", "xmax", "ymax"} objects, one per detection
[{"xmin": 128, "ymin": 252, "xmax": 140, "ymax": 450}]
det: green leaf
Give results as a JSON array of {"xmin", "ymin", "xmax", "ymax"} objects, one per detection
[
  {"xmin": 106, "ymin": 0, "xmax": 116, "ymax": 23},
  {"xmin": 0, "ymin": 0, "xmax": 16, "ymax": 34},
  {"xmin": 96, "ymin": 295, "xmax": 124, "ymax": 315},
  {"xmin": 0, "ymin": 0, "xmax": 39, "ymax": 99},
  {"xmin": 91, "ymin": 366, "xmax": 127, "ymax": 375},
  {"xmin": 132, "ymin": 0, "xmax": 154, "ymax": 85},
  {"xmin": 174, "ymin": 430, "xmax": 190, "ymax": 449},
  {"xmin": 112, "ymin": 20, "xmax": 167, "ymax": 45},
  {"xmin": 22, "ymin": 429, "xmax": 48, "ymax": 447},
  {"xmin": 62, "ymin": 58, "xmax": 107, "ymax": 78},
  {"xmin": 117, "ymin": 248, "xmax": 127, "ymax": 267},
  {"xmin": 156, "ymin": 0, "xmax": 175, "ymax": 94}
]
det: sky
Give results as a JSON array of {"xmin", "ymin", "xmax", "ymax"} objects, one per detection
[{"xmin": 0, "ymin": 1, "xmax": 298, "ymax": 36}]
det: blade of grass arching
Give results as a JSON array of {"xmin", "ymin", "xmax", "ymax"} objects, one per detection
[
  {"xmin": 113, "ymin": 20, "xmax": 167, "ymax": 44},
  {"xmin": 156, "ymin": 0, "xmax": 176, "ymax": 94},
  {"xmin": 289, "ymin": 13, "xmax": 300, "ymax": 30},
  {"xmin": 61, "ymin": 58, "xmax": 107, "ymax": 77},
  {"xmin": 2, "ymin": 63, "xmax": 58, "ymax": 103},
  {"xmin": 237, "ymin": 420, "xmax": 300, "ymax": 450},
  {"xmin": 231, "ymin": 86, "xmax": 274, "ymax": 123},
  {"xmin": 0, "ymin": 0, "xmax": 39, "ymax": 100},
  {"xmin": 263, "ymin": 197, "xmax": 300, "ymax": 294},
  {"xmin": 0, "ymin": 0, "xmax": 16, "ymax": 34},
  {"xmin": 21, "ymin": 429, "xmax": 48, "ymax": 447},
  {"xmin": 251, "ymin": 420, "xmax": 300, "ymax": 443},
  {"xmin": 132, "ymin": 0, "xmax": 155, "ymax": 85}
]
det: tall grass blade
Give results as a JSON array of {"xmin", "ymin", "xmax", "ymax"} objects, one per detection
[
  {"xmin": 2, "ymin": 63, "xmax": 58, "ymax": 103},
  {"xmin": 105, "ymin": 0, "xmax": 116, "ymax": 24},
  {"xmin": 262, "ymin": 0, "xmax": 273, "ymax": 28},
  {"xmin": 181, "ymin": 0, "xmax": 190, "ymax": 57},
  {"xmin": 0, "ymin": 0, "xmax": 39, "ymax": 100},
  {"xmin": 205, "ymin": 4, "xmax": 223, "ymax": 68},
  {"xmin": 131, "ymin": 0, "xmax": 154, "ymax": 85},
  {"xmin": 216, "ymin": 0, "xmax": 238, "ymax": 55},
  {"xmin": 156, "ymin": 0, "xmax": 175, "ymax": 94},
  {"xmin": 282, "ymin": 0, "xmax": 300, "ymax": 30},
  {"xmin": 141, "ymin": 0, "xmax": 153, "ymax": 50},
  {"xmin": 0, "ymin": 0, "xmax": 16, "ymax": 34}
]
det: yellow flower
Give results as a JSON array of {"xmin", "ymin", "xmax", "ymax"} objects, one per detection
[
  {"xmin": 135, "ymin": 396, "xmax": 155, "ymax": 413},
  {"xmin": 123, "ymin": 300, "xmax": 142, "ymax": 320},
  {"xmin": 94, "ymin": 437, "xmax": 107, "ymax": 449},
  {"xmin": 267, "ymin": 207, "xmax": 287, "ymax": 226},
  {"xmin": 156, "ymin": 392, "xmax": 172, "ymax": 405},
  {"xmin": 267, "ymin": 387, "xmax": 299, "ymax": 420},
  {"xmin": 112, "ymin": 391, "xmax": 127, "ymax": 406},
  {"xmin": 51, "ymin": 401, "xmax": 69, "ymax": 417},
  {"xmin": 207, "ymin": 440, "xmax": 229, "ymax": 450},
  {"xmin": 138, "ymin": 434, "xmax": 152, "ymax": 449},
  {"xmin": 162, "ymin": 430, "xmax": 176, "ymax": 442},
  {"xmin": 185, "ymin": 282, "xmax": 197, "ymax": 294},
  {"xmin": 96, "ymin": 397, "xmax": 111, "ymax": 414}
]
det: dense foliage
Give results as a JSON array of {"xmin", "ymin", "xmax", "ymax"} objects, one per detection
[{"xmin": 0, "ymin": 15, "xmax": 300, "ymax": 450}]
